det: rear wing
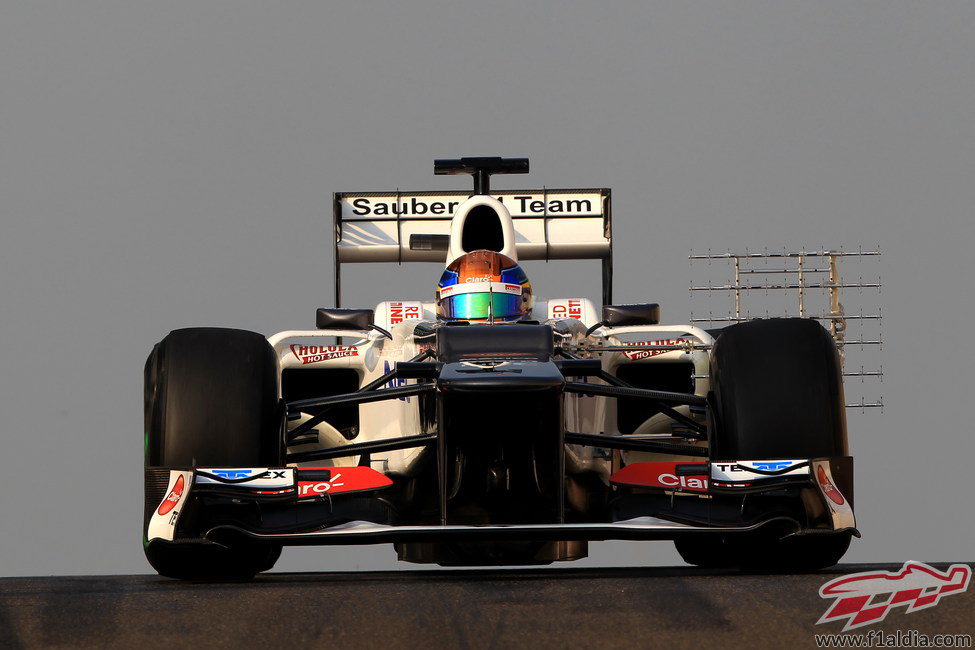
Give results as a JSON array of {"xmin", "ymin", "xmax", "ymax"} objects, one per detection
[{"xmin": 332, "ymin": 188, "xmax": 613, "ymax": 306}]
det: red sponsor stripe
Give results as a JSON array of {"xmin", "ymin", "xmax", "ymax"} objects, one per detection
[
  {"xmin": 296, "ymin": 466, "xmax": 392, "ymax": 498},
  {"xmin": 609, "ymin": 462, "xmax": 709, "ymax": 493}
]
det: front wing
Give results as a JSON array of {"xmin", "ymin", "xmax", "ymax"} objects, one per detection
[{"xmin": 146, "ymin": 457, "xmax": 857, "ymax": 548}]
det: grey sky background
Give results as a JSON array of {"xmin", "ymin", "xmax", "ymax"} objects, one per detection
[{"xmin": 1, "ymin": 2, "xmax": 972, "ymax": 576}]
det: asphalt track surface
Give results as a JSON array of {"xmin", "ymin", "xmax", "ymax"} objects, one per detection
[{"xmin": 1, "ymin": 564, "xmax": 972, "ymax": 649}]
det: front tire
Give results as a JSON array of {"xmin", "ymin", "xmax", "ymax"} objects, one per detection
[
  {"xmin": 709, "ymin": 318, "xmax": 847, "ymax": 461},
  {"xmin": 145, "ymin": 541, "xmax": 282, "ymax": 581},
  {"xmin": 675, "ymin": 532, "xmax": 851, "ymax": 571},
  {"xmin": 679, "ymin": 318, "xmax": 852, "ymax": 570},
  {"xmin": 144, "ymin": 328, "xmax": 283, "ymax": 580}
]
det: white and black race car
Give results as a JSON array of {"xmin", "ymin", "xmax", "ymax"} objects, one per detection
[{"xmin": 144, "ymin": 157, "xmax": 857, "ymax": 579}]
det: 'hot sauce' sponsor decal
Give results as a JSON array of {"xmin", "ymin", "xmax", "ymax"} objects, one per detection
[
  {"xmin": 622, "ymin": 339, "xmax": 688, "ymax": 360},
  {"xmin": 290, "ymin": 345, "xmax": 359, "ymax": 365}
]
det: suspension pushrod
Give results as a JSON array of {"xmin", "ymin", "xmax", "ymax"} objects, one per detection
[
  {"xmin": 287, "ymin": 383, "xmax": 435, "ymax": 440},
  {"xmin": 287, "ymin": 433, "xmax": 437, "ymax": 463},
  {"xmin": 564, "ymin": 431, "xmax": 708, "ymax": 457},
  {"xmin": 568, "ymin": 344, "xmax": 712, "ymax": 353},
  {"xmin": 359, "ymin": 348, "xmax": 434, "ymax": 393},
  {"xmin": 563, "ymin": 381, "xmax": 707, "ymax": 406},
  {"xmin": 287, "ymin": 383, "xmax": 433, "ymax": 413},
  {"xmin": 286, "ymin": 349, "xmax": 436, "ymax": 443},
  {"xmin": 595, "ymin": 370, "xmax": 706, "ymax": 436}
]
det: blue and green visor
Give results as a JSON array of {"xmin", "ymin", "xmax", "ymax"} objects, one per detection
[{"xmin": 438, "ymin": 283, "xmax": 525, "ymax": 321}]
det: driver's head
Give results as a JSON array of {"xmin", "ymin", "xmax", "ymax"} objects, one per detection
[{"xmin": 436, "ymin": 250, "xmax": 532, "ymax": 323}]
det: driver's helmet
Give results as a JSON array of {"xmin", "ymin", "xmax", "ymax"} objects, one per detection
[{"xmin": 437, "ymin": 250, "xmax": 532, "ymax": 323}]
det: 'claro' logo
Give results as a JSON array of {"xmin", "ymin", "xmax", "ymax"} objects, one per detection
[
  {"xmin": 157, "ymin": 475, "xmax": 185, "ymax": 516},
  {"xmin": 657, "ymin": 473, "xmax": 708, "ymax": 491},
  {"xmin": 609, "ymin": 462, "xmax": 709, "ymax": 493}
]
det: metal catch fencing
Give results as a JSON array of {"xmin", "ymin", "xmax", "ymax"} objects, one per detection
[{"xmin": 689, "ymin": 248, "xmax": 883, "ymax": 411}]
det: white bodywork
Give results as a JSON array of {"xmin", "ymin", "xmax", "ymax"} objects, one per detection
[
  {"xmin": 272, "ymin": 319, "xmax": 712, "ymax": 479},
  {"xmin": 271, "ymin": 190, "xmax": 712, "ymax": 478}
]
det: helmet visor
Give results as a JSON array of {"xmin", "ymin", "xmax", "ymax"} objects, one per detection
[{"xmin": 439, "ymin": 291, "xmax": 524, "ymax": 321}]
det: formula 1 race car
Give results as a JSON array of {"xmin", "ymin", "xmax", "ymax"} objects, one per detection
[{"xmin": 144, "ymin": 157, "xmax": 858, "ymax": 579}]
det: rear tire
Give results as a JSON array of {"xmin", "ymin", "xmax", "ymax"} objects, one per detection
[
  {"xmin": 680, "ymin": 318, "xmax": 851, "ymax": 570},
  {"xmin": 144, "ymin": 328, "xmax": 283, "ymax": 580}
]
